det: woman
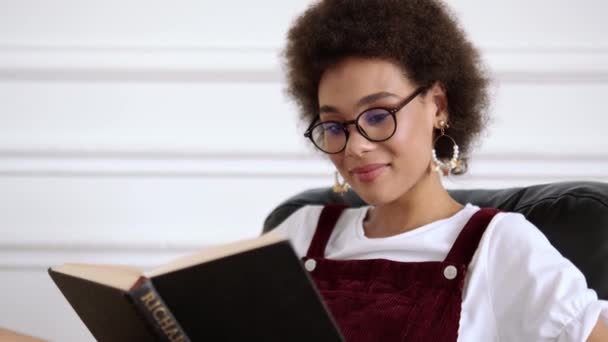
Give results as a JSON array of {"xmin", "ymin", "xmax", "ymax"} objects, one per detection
[{"xmin": 273, "ymin": 0, "xmax": 608, "ymax": 341}]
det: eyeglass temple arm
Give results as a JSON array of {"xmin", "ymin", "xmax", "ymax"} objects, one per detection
[
  {"xmin": 304, "ymin": 116, "xmax": 320, "ymax": 137},
  {"xmin": 390, "ymin": 86, "xmax": 426, "ymax": 113}
]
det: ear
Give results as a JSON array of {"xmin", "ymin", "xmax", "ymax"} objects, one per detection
[{"xmin": 428, "ymin": 81, "xmax": 449, "ymax": 128}]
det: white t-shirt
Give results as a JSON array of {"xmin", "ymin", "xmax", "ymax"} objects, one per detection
[{"xmin": 272, "ymin": 203, "xmax": 608, "ymax": 341}]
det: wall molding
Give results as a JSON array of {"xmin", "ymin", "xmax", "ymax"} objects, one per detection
[
  {"xmin": 0, "ymin": 45, "xmax": 281, "ymax": 82},
  {"xmin": 1, "ymin": 45, "xmax": 608, "ymax": 83},
  {"xmin": 1, "ymin": 148, "xmax": 607, "ymax": 180},
  {"xmin": 1, "ymin": 148, "xmax": 606, "ymax": 270},
  {"xmin": 0, "ymin": 243, "xmax": 206, "ymax": 270}
]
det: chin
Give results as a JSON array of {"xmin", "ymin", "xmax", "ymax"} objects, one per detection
[
  {"xmin": 350, "ymin": 186, "xmax": 400, "ymax": 206},
  {"xmin": 349, "ymin": 175, "xmax": 420, "ymax": 206}
]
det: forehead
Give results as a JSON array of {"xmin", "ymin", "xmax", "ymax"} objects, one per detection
[{"xmin": 318, "ymin": 57, "xmax": 413, "ymax": 106}]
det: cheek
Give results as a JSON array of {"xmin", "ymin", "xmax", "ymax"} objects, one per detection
[{"xmin": 391, "ymin": 116, "xmax": 434, "ymax": 153}]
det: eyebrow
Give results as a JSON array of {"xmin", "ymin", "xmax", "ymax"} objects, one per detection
[{"xmin": 319, "ymin": 91, "xmax": 400, "ymax": 114}]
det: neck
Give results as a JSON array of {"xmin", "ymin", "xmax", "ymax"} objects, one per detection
[{"xmin": 363, "ymin": 167, "xmax": 463, "ymax": 238}]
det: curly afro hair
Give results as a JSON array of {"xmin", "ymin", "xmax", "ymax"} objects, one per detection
[{"xmin": 283, "ymin": 0, "xmax": 490, "ymax": 174}]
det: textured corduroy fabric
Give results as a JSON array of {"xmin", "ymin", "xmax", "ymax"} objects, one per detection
[{"xmin": 303, "ymin": 205, "xmax": 499, "ymax": 341}]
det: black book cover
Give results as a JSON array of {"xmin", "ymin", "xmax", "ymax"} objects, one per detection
[
  {"xmin": 49, "ymin": 271, "xmax": 164, "ymax": 341},
  {"xmin": 50, "ymin": 240, "xmax": 344, "ymax": 341},
  {"xmin": 152, "ymin": 241, "xmax": 343, "ymax": 341},
  {"xmin": 130, "ymin": 279, "xmax": 190, "ymax": 341}
]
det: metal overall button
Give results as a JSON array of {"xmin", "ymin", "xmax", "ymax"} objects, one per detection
[
  {"xmin": 304, "ymin": 259, "xmax": 317, "ymax": 272},
  {"xmin": 443, "ymin": 265, "xmax": 458, "ymax": 280}
]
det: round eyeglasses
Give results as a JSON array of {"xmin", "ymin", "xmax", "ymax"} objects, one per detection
[{"xmin": 304, "ymin": 86, "xmax": 425, "ymax": 154}]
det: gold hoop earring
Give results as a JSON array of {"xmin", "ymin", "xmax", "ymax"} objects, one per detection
[
  {"xmin": 332, "ymin": 171, "xmax": 350, "ymax": 195},
  {"xmin": 432, "ymin": 121, "xmax": 462, "ymax": 176}
]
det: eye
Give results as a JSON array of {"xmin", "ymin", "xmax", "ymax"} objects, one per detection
[
  {"xmin": 362, "ymin": 109, "xmax": 391, "ymax": 126},
  {"xmin": 321, "ymin": 122, "xmax": 344, "ymax": 136}
]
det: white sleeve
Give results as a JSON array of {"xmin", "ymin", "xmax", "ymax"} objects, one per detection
[
  {"xmin": 269, "ymin": 205, "xmax": 324, "ymax": 258},
  {"xmin": 486, "ymin": 213, "xmax": 607, "ymax": 341}
]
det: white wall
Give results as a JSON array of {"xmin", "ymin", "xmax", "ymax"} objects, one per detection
[{"xmin": 0, "ymin": 1, "xmax": 607, "ymax": 340}]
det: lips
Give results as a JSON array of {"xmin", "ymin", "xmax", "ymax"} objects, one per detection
[{"xmin": 349, "ymin": 163, "xmax": 388, "ymax": 182}]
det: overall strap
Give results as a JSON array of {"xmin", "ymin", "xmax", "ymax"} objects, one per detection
[
  {"xmin": 444, "ymin": 208, "xmax": 501, "ymax": 265},
  {"xmin": 305, "ymin": 204, "xmax": 348, "ymax": 258}
]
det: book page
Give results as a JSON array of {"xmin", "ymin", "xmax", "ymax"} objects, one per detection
[
  {"xmin": 50, "ymin": 264, "xmax": 143, "ymax": 290},
  {"xmin": 0, "ymin": 327, "xmax": 47, "ymax": 342},
  {"xmin": 146, "ymin": 229, "xmax": 287, "ymax": 277}
]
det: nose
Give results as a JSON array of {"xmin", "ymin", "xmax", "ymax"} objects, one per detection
[{"xmin": 344, "ymin": 126, "xmax": 375, "ymax": 157}]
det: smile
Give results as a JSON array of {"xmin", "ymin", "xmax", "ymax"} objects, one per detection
[{"xmin": 350, "ymin": 164, "xmax": 388, "ymax": 182}]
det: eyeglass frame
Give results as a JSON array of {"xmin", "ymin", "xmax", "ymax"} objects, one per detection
[{"xmin": 304, "ymin": 85, "xmax": 427, "ymax": 154}]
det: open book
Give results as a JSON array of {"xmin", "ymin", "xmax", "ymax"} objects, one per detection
[{"xmin": 49, "ymin": 230, "xmax": 343, "ymax": 342}]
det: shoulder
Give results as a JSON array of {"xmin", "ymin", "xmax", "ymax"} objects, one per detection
[
  {"xmin": 484, "ymin": 210, "xmax": 550, "ymax": 251},
  {"xmin": 273, "ymin": 205, "xmax": 324, "ymax": 231},
  {"xmin": 271, "ymin": 205, "xmax": 366, "ymax": 257},
  {"xmin": 272, "ymin": 205, "xmax": 367, "ymax": 231},
  {"xmin": 480, "ymin": 210, "xmax": 601, "ymax": 340},
  {"xmin": 481, "ymin": 210, "xmax": 575, "ymax": 295},
  {"xmin": 482, "ymin": 210, "xmax": 570, "ymax": 266}
]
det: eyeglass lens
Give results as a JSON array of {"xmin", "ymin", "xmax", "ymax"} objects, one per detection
[{"xmin": 310, "ymin": 108, "xmax": 396, "ymax": 153}]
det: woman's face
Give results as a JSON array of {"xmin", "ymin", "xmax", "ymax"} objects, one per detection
[{"xmin": 317, "ymin": 57, "xmax": 447, "ymax": 205}]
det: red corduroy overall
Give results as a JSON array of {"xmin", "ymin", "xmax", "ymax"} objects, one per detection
[{"xmin": 302, "ymin": 205, "xmax": 499, "ymax": 341}]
